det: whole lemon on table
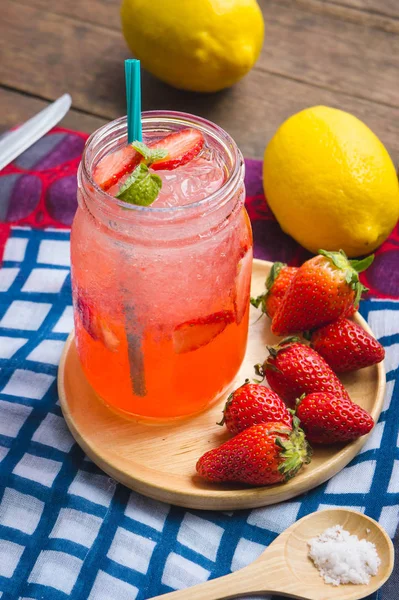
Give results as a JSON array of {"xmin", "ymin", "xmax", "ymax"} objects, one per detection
[
  {"xmin": 263, "ymin": 106, "xmax": 399, "ymax": 257},
  {"xmin": 120, "ymin": 0, "xmax": 264, "ymax": 92}
]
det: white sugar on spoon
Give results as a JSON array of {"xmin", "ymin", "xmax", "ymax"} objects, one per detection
[
  {"xmin": 308, "ymin": 524, "xmax": 381, "ymax": 586},
  {"xmin": 149, "ymin": 509, "xmax": 393, "ymax": 600}
]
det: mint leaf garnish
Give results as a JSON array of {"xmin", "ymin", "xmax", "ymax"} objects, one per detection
[
  {"xmin": 116, "ymin": 141, "xmax": 168, "ymax": 206},
  {"xmin": 116, "ymin": 163, "xmax": 162, "ymax": 206},
  {"xmin": 132, "ymin": 141, "xmax": 168, "ymax": 167}
]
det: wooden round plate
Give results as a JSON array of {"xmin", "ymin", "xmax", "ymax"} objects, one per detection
[{"xmin": 58, "ymin": 259, "xmax": 386, "ymax": 510}]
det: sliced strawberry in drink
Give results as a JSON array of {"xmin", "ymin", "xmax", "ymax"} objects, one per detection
[
  {"xmin": 94, "ymin": 128, "xmax": 205, "ymax": 191},
  {"xmin": 97, "ymin": 319, "xmax": 120, "ymax": 352},
  {"xmin": 150, "ymin": 128, "xmax": 205, "ymax": 171},
  {"xmin": 76, "ymin": 294, "xmax": 120, "ymax": 352},
  {"xmin": 234, "ymin": 249, "xmax": 253, "ymax": 323},
  {"xmin": 173, "ymin": 310, "xmax": 235, "ymax": 354},
  {"xmin": 76, "ymin": 296, "xmax": 100, "ymax": 340},
  {"xmin": 94, "ymin": 146, "xmax": 141, "ymax": 191}
]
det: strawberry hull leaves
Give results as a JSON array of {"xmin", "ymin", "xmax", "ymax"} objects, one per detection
[
  {"xmin": 319, "ymin": 250, "xmax": 373, "ymax": 307},
  {"xmin": 196, "ymin": 421, "xmax": 311, "ymax": 486}
]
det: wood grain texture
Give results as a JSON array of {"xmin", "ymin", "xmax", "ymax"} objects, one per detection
[
  {"xmin": 17, "ymin": 0, "xmax": 399, "ymax": 32},
  {"xmin": 257, "ymin": 0, "xmax": 399, "ymax": 107},
  {"xmin": 2, "ymin": 0, "xmax": 399, "ymax": 161},
  {"xmin": 1, "ymin": 1, "xmax": 129, "ymax": 118},
  {"xmin": 16, "ymin": 0, "xmax": 122, "ymax": 30},
  {"xmin": 6, "ymin": 0, "xmax": 399, "ymax": 108},
  {"xmin": 275, "ymin": 0, "xmax": 399, "ymax": 33},
  {"xmin": 325, "ymin": 0, "xmax": 399, "ymax": 19},
  {"xmin": 58, "ymin": 259, "xmax": 386, "ymax": 511},
  {"xmin": 0, "ymin": 88, "xmax": 107, "ymax": 134},
  {"xmin": 150, "ymin": 510, "xmax": 394, "ymax": 600}
]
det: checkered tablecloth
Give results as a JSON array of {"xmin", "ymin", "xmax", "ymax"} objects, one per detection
[{"xmin": 0, "ymin": 129, "xmax": 398, "ymax": 600}]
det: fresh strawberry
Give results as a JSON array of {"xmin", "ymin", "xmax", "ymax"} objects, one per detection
[
  {"xmin": 258, "ymin": 338, "xmax": 350, "ymax": 406},
  {"xmin": 95, "ymin": 128, "xmax": 204, "ymax": 191},
  {"xmin": 310, "ymin": 318, "xmax": 385, "ymax": 373},
  {"xmin": 234, "ymin": 249, "xmax": 253, "ymax": 324},
  {"xmin": 76, "ymin": 294, "xmax": 119, "ymax": 352},
  {"xmin": 95, "ymin": 146, "xmax": 141, "ymax": 192},
  {"xmin": 150, "ymin": 128, "xmax": 204, "ymax": 171},
  {"xmin": 218, "ymin": 381, "xmax": 292, "ymax": 435},
  {"xmin": 173, "ymin": 310, "xmax": 235, "ymax": 354},
  {"xmin": 196, "ymin": 420, "xmax": 311, "ymax": 486},
  {"xmin": 251, "ymin": 262, "xmax": 297, "ymax": 319},
  {"xmin": 296, "ymin": 392, "xmax": 374, "ymax": 444},
  {"xmin": 271, "ymin": 250, "xmax": 374, "ymax": 336}
]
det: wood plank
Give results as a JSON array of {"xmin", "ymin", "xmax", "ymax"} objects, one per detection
[
  {"xmin": 257, "ymin": 0, "xmax": 399, "ymax": 107},
  {"xmin": 1, "ymin": 2, "xmax": 129, "ymax": 117},
  {"xmin": 21, "ymin": 0, "xmax": 399, "ymax": 31},
  {"xmin": 5, "ymin": 0, "xmax": 399, "ymax": 111},
  {"xmin": 18, "ymin": 0, "xmax": 121, "ymax": 30},
  {"xmin": 3, "ymin": 68, "xmax": 398, "ymax": 167},
  {"xmin": 0, "ymin": 88, "xmax": 107, "ymax": 135},
  {"xmin": 280, "ymin": 0, "xmax": 399, "ymax": 32},
  {"xmin": 325, "ymin": 0, "xmax": 399, "ymax": 19},
  {"xmin": 1, "ymin": 2, "xmax": 398, "ymax": 162}
]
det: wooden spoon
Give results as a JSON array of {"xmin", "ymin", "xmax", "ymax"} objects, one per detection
[{"xmin": 150, "ymin": 509, "xmax": 394, "ymax": 600}]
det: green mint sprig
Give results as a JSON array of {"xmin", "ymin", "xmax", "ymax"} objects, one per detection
[{"xmin": 116, "ymin": 141, "xmax": 168, "ymax": 206}]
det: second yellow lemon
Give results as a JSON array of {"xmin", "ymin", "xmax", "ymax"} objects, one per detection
[
  {"xmin": 263, "ymin": 106, "xmax": 399, "ymax": 257},
  {"xmin": 120, "ymin": 0, "xmax": 264, "ymax": 92}
]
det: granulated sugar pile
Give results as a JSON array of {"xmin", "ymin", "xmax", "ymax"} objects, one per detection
[{"xmin": 308, "ymin": 525, "xmax": 381, "ymax": 586}]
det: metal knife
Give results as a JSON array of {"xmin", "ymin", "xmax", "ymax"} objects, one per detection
[{"xmin": 0, "ymin": 93, "xmax": 72, "ymax": 171}]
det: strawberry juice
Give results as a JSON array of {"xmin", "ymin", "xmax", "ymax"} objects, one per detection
[{"xmin": 71, "ymin": 112, "xmax": 252, "ymax": 420}]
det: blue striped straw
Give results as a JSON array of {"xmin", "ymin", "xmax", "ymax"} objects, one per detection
[{"xmin": 125, "ymin": 59, "xmax": 142, "ymax": 144}]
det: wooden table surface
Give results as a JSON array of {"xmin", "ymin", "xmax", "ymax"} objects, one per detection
[{"xmin": 1, "ymin": 0, "xmax": 399, "ymax": 163}]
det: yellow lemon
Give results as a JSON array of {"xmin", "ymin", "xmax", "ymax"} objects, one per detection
[
  {"xmin": 120, "ymin": 0, "xmax": 264, "ymax": 92},
  {"xmin": 263, "ymin": 106, "xmax": 399, "ymax": 257}
]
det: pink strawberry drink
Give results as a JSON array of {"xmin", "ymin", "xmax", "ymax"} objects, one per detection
[{"xmin": 71, "ymin": 111, "xmax": 252, "ymax": 420}]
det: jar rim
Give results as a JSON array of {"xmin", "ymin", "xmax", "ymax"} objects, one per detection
[{"xmin": 81, "ymin": 110, "xmax": 244, "ymax": 214}]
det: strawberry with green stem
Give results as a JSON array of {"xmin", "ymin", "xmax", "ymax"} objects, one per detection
[
  {"xmin": 218, "ymin": 380, "xmax": 292, "ymax": 435},
  {"xmin": 295, "ymin": 392, "xmax": 374, "ymax": 444},
  {"xmin": 271, "ymin": 250, "xmax": 374, "ymax": 336},
  {"xmin": 257, "ymin": 337, "xmax": 350, "ymax": 406},
  {"xmin": 251, "ymin": 262, "xmax": 297, "ymax": 319},
  {"xmin": 196, "ymin": 420, "xmax": 311, "ymax": 486}
]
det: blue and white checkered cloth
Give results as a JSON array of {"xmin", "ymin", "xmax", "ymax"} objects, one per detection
[{"xmin": 0, "ymin": 226, "xmax": 398, "ymax": 599}]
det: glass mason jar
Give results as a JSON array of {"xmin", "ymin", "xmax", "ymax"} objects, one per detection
[{"xmin": 71, "ymin": 111, "xmax": 252, "ymax": 421}]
